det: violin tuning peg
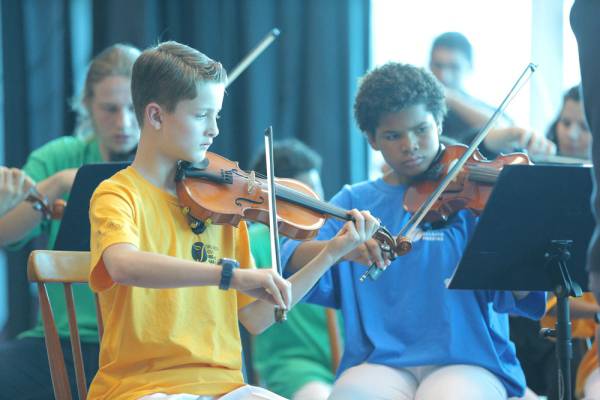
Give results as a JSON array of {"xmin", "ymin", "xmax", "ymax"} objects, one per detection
[{"xmin": 189, "ymin": 218, "xmax": 207, "ymax": 235}]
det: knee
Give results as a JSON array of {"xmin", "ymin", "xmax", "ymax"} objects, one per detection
[
  {"xmin": 292, "ymin": 381, "xmax": 331, "ymax": 400},
  {"xmin": 415, "ymin": 365, "xmax": 507, "ymax": 400}
]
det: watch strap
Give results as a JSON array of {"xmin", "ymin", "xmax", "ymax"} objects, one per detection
[{"xmin": 218, "ymin": 258, "xmax": 238, "ymax": 290}]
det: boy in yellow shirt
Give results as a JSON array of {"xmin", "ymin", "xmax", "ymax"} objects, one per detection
[{"xmin": 87, "ymin": 41, "xmax": 381, "ymax": 400}]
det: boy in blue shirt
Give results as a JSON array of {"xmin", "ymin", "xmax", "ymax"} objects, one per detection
[{"xmin": 281, "ymin": 62, "xmax": 545, "ymax": 400}]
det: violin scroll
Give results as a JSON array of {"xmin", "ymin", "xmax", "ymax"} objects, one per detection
[{"xmin": 26, "ymin": 188, "xmax": 65, "ymax": 220}]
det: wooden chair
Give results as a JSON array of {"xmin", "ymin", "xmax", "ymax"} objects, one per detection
[
  {"xmin": 27, "ymin": 250, "xmax": 103, "ymax": 400},
  {"xmin": 325, "ymin": 308, "xmax": 342, "ymax": 373}
]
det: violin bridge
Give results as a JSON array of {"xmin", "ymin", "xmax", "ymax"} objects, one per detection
[{"xmin": 247, "ymin": 170, "xmax": 258, "ymax": 194}]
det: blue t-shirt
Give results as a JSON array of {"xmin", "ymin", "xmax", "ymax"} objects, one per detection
[{"xmin": 281, "ymin": 178, "xmax": 546, "ymax": 397}]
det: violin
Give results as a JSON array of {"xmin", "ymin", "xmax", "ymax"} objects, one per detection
[
  {"xmin": 174, "ymin": 152, "xmax": 399, "ymax": 255},
  {"xmin": 361, "ymin": 63, "xmax": 538, "ymax": 282},
  {"xmin": 404, "ymin": 144, "xmax": 531, "ymax": 223},
  {"xmin": 26, "ymin": 188, "xmax": 65, "ymax": 220}
]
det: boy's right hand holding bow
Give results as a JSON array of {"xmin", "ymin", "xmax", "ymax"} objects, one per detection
[{"xmin": 237, "ymin": 209, "xmax": 380, "ymax": 334}]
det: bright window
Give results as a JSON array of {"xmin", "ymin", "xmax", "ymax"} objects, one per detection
[{"xmin": 369, "ymin": 0, "xmax": 579, "ymax": 179}]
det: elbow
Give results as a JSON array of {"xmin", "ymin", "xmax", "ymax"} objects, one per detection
[
  {"xmin": 238, "ymin": 307, "xmax": 268, "ymax": 335},
  {"xmin": 244, "ymin": 323, "xmax": 264, "ymax": 336},
  {"xmin": 103, "ymin": 251, "xmax": 136, "ymax": 285}
]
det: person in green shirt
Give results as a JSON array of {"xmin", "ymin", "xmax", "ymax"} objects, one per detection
[
  {"xmin": 249, "ymin": 138, "xmax": 342, "ymax": 400},
  {"xmin": 0, "ymin": 43, "xmax": 140, "ymax": 399}
]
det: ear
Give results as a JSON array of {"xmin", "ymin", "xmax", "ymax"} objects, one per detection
[
  {"xmin": 146, "ymin": 102, "xmax": 163, "ymax": 130},
  {"xmin": 367, "ymin": 133, "xmax": 379, "ymax": 151}
]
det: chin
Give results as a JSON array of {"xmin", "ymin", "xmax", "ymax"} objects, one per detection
[{"xmin": 186, "ymin": 151, "xmax": 207, "ymax": 164}]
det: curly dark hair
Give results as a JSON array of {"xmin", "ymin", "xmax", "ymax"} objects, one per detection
[{"xmin": 353, "ymin": 62, "xmax": 447, "ymax": 138}]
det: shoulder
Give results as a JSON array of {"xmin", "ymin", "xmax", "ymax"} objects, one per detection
[
  {"xmin": 92, "ymin": 167, "xmax": 140, "ymax": 206},
  {"xmin": 23, "ymin": 136, "xmax": 96, "ymax": 180},
  {"xmin": 30, "ymin": 136, "xmax": 88, "ymax": 157}
]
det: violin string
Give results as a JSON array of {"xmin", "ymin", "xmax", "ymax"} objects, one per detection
[{"xmin": 251, "ymin": 172, "xmax": 349, "ymax": 219}]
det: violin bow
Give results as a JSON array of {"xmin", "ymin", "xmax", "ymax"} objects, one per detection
[
  {"xmin": 264, "ymin": 126, "xmax": 287, "ymax": 322},
  {"xmin": 361, "ymin": 63, "xmax": 538, "ymax": 282},
  {"xmin": 226, "ymin": 28, "xmax": 280, "ymax": 88}
]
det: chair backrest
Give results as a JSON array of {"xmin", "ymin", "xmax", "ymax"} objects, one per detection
[
  {"xmin": 325, "ymin": 308, "xmax": 342, "ymax": 373},
  {"xmin": 27, "ymin": 250, "xmax": 103, "ymax": 400}
]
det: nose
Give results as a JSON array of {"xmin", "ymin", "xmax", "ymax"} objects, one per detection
[
  {"xmin": 402, "ymin": 132, "xmax": 419, "ymax": 153},
  {"xmin": 205, "ymin": 116, "xmax": 220, "ymax": 138},
  {"xmin": 567, "ymin": 124, "xmax": 581, "ymax": 141},
  {"xmin": 116, "ymin": 108, "xmax": 135, "ymax": 130}
]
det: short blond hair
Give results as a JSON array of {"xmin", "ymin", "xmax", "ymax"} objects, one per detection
[
  {"xmin": 131, "ymin": 41, "xmax": 227, "ymax": 126},
  {"xmin": 73, "ymin": 44, "xmax": 140, "ymax": 139}
]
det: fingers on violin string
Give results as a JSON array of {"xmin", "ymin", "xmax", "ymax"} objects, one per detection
[
  {"xmin": 365, "ymin": 239, "xmax": 385, "ymax": 269},
  {"xmin": 366, "ymin": 214, "xmax": 381, "ymax": 237},
  {"xmin": 349, "ymin": 209, "xmax": 365, "ymax": 237},
  {"xmin": 354, "ymin": 244, "xmax": 372, "ymax": 266},
  {"xmin": 345, "ymin": 220, "xmax": 360, "ymax": 242}
]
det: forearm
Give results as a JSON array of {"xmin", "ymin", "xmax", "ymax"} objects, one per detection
[
  {"xmin": 0, "ymin": 174, "xmax": 67, "ymax": 246},
  {"xmin": 239, "ymin": 246, "xmax": 335, "ymax": 334},
  {"xmin": 287, "ymin": 240, "xmax": 330, "ymax": 273},
  {"xmin": 547, "ymin": 297, "xmax": 600, "ymax": 319},
  {"xmin": 447, "ymin": 91, "xmax": 511, "ymax": 129},
  {"xmin": 104, "ymin": 245, "xmax": 222, "ymax": 288}
]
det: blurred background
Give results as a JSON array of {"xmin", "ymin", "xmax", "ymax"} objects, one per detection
[{"xmin": 0, "ymin": 0, "xmax": 578, "ymax": 342}]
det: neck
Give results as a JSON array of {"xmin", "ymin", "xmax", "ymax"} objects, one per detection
[
  {"xmin": 383, "ymin": 170, "xmax": 409, "ymax": 185},
  {"xmin": 131, "ymin": 131, "xmax": 178, "ymax": 194}
]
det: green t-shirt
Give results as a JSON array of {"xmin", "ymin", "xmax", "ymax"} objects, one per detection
[
  {"xmin": 12, "ymin": 136, "xmax": 104, "ymax": 342},
  {"xmin": 248, "ymin": 223, "xmax": 343, "ymax": 398}
]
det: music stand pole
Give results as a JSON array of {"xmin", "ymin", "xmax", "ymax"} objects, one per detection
[{"xmin": 541, "ymin": 240, "xmax": 583, "ymax": 400}]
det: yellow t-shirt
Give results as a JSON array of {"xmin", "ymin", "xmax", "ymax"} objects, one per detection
[{"xmin": 87, "ymin": 166, "xmax": 255, "ymax": 400}]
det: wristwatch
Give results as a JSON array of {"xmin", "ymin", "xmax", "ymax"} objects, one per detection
[{"xmin": 217, "ymin": 258, "xmax": 239, "ymax": 290}]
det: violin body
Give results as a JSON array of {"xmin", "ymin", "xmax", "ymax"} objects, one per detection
[
  {"xmin": 176, "ymin": 152, "xmax": 326, "ymax": 240},
  {"xmin": 404, "ymin": 145, "xmax": 531, "ymax": 222}
]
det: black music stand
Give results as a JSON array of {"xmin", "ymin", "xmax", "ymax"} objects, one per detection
[
  {"xmin": 54, "ymin": 162, "xmax": 129, "ymax": 251},
  {"xmin": 448, "ymin": 164, "xmax": 594, "ymax": 400}
]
